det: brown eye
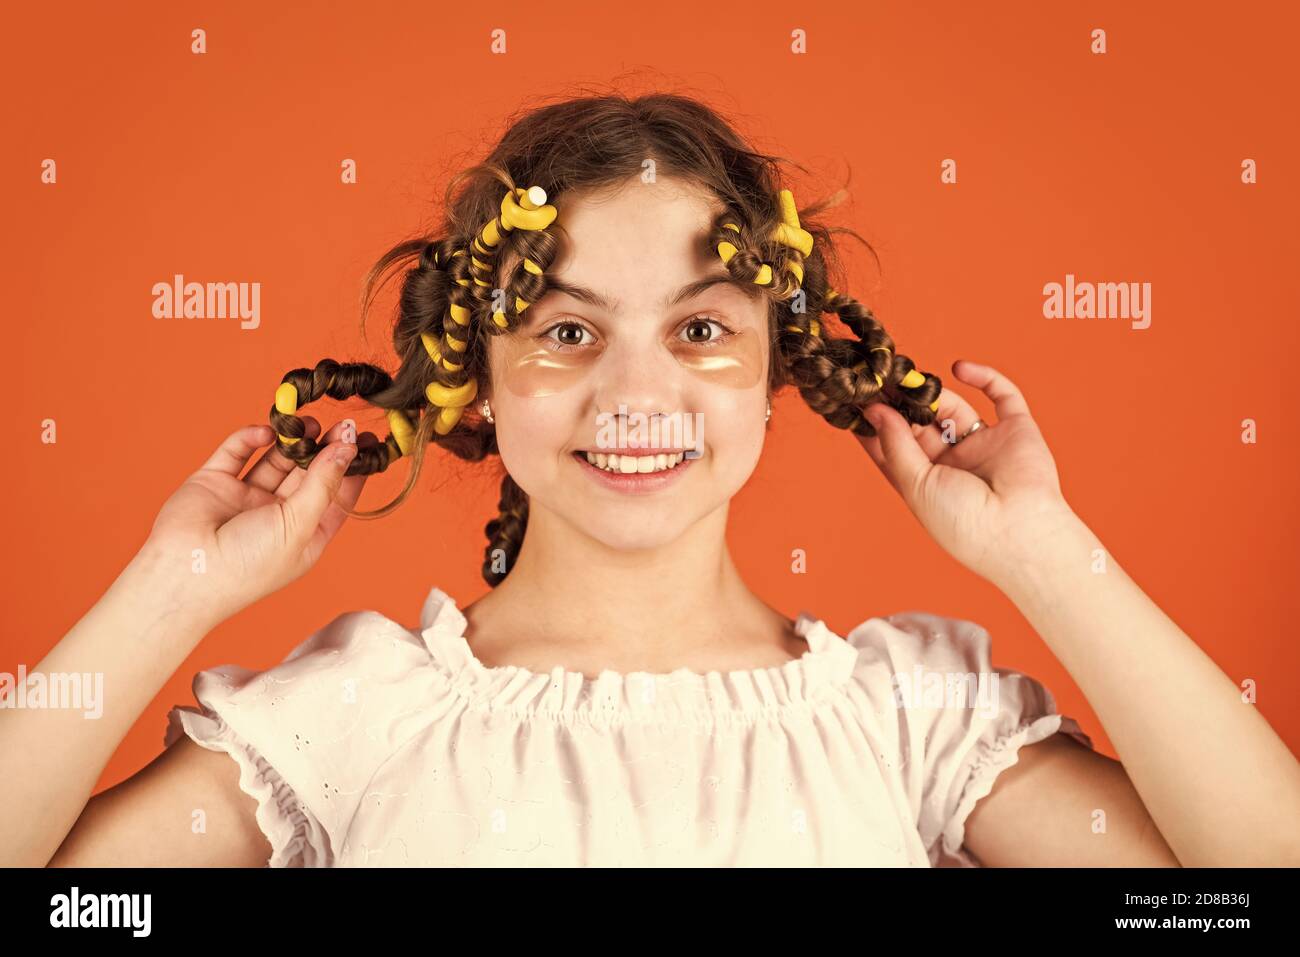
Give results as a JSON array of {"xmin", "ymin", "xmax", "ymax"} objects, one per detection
[
  {"xmin": 682, "ymin": 317, "xmax": 726, "ymax": 343},
  {"xmin": 556, "ymin": 323, "xmax": 585, "ymax": 345},
  {"xmin": 542, "ymin": 321, "xmax": 594, "ymax": 351}
]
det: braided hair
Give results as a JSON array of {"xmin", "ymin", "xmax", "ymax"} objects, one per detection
[{"xmin": 268, "ymin": 92, "xmax": 941, "ymax": 586}]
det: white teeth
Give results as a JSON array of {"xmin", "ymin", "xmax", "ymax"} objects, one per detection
[{"xmin": 582, "ymin": 451, "xmax": 687, "ymax": 474}]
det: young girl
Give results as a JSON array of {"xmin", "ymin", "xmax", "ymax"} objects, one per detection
[{"xmin": 11, "ymin": 93, "xmax": 1299, "ymax": 868}]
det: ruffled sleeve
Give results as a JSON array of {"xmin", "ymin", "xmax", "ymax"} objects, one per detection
[
  {"xmin": 164, "ymin": 610, "xmax": 435, "ymax": 867},
  {"xmin": 847, "ymin": 610, "xmax": 1094, "ymax": 867}
]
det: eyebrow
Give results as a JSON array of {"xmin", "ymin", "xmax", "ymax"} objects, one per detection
[{"xmin": 540, "ymin": 273, "xmax": 749, "ymax": 313}]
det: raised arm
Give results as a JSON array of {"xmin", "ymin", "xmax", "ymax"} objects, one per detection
[
  {"xmin": 965, "ymin": 508, "xmax": 1300, "ymax": 867},
  {"xmin": 1, "ymin": 419, "xmax": 367, "ymax": 866},
  {"xmin": 858, "ymin": 359, "xmax": 1300, "ymax": 867}
]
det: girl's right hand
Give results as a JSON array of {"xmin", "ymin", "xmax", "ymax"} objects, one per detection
[{"xmin": 141, "ymin": 418, "xmax": 376, "ymax": 625}]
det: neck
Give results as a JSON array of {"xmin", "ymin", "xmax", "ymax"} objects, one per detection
[{"xmin": 461, "ymin": 499, "xmax": 791, "ymax": 668}]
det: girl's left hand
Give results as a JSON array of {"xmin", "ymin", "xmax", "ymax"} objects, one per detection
[{"xmin": 857, "ymin": 360, "xmax": 1079, "ymax": 587}]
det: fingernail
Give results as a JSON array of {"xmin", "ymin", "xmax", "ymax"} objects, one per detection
[{"xmin": 341, "ymin": 418, "xmax": 356, "ymax": 444}]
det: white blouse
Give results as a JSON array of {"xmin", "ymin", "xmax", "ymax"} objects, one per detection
[{"xmin": 165, "ymin": 586, "xmax": 1092, "ymax": 867}]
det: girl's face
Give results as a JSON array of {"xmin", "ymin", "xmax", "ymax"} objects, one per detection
[{"xmin": 486, "ymin": 175, "xmax": 772, "ymax": 551}]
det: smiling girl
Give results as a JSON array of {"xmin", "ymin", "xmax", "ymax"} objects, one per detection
[{"xmin": 9, "ymin": 93, "xmax": 1300, "ymax": 867}]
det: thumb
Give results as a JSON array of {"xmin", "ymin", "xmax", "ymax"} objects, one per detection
[
  {"xmin": 864, "ymin": 403, "xmax": 931, "ymax": 505},
  {"xmin": 280, "ymin": 442, "xmax": 357, "ymax": 550}
]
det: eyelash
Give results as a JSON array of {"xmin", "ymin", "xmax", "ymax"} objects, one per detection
[{"xmin": 538, "ymin": 315, "xmax": 737, "ymax": 353}]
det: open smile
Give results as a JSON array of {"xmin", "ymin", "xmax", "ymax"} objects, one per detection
[{"xmin": 570, "ymin": 449, "xmax": 697, "ymax": 493}]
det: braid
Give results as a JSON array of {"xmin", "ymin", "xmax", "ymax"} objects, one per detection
[
  {"xmin": 771, "ymin": 287, "xmax": 940, "ymax": 437},
  {"xmin": 492, "ymin": 225, "xmax": 562, "ymax": 333},
  {"xmin": 461, "ymin": 185, "xmax": 562, "ymax": 586},
  {"xmin": 267, "ymin": 234, "xmax": 472, "ymax": 480},
  {"xmin": 266, "ymin": 182, "xmax": 560, "ymax": 582},
  {"xmin": 712, "ymin": 190, "xmax": 942, "ymax": 438},
  {"xmin": 395, "ymin": 238, "xmax": 461, "ymax": 360},
  {"xmin": 824, "ymin": 290, "xmax": 940, "ymax": 428},
  {"xmin": 418, "ymin": 243, "xmax": 476, "ymax": 436},
  {"xmin": 483, "ymin": 472, "xmax": 529, "ymax": 586},
  {"xmin": 270, "ymin": 359, "xmax": 414, "ymax": 473},
  {"xmin": 416, "ymin": 185, "xmax": 560, "ymax": 442}
]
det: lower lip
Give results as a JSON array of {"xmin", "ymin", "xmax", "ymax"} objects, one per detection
[{"xmin": 571, "ymin": 451, "xmax": 696, "ymax": 493}]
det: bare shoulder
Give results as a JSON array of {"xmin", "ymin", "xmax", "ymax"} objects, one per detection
[
  {"xmin": 48, "ymin": 736, "xmax": 272, "ymax": 867},
  {"xmin": 962, "ymin": 732, "xmax": 1181, "ymax": 867}
]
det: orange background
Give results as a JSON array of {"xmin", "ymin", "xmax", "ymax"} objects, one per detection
[{"xmin": 3, "ymin": 0, "xmax": 1297, "ymax": 797}]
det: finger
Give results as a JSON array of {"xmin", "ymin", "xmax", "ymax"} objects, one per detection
[
  {"xmin": 861, "ymin": 392, "xmax": 980, "ymax": 464},
  {"xmin": 278, "ymin": 438, "xmax": 359, "ymax": 551},
  {"xmin": 305, "ymin": 438, "xmax": 376, "ymax": 550},
  {"xmin": 855, "ymin": 428, "xmax": 885, "ymax": 472},
  {"xmin": 862, "ymin": 403, "xmax": 932, "ymax": 505},
  {"xmin": 199, "ymin": 425, "xmax": 278, "ymax": 477},
  {"xmin": 932, "ymin": 386, "xmax": 981, "ymax": 432},
  {"xmin": 857, "ymin": 410, "xmax": 939, "ymax": 467},
  {"xmin": 952, "ymin": 360, "xmax": 1031, "ymax": 422},
  {"xmin": 243, "ymin": 416, "xmax": 323, "ymax": 492},
  {"xmin": 332, "ymin": 431, "xmax": 376, "ymax": 510},
  {"xmin": 924, "ymin": 388, "xmax": 986, "ymax": 454},
  {"xmin": 246, "ymin": 415, "xmax": 353, "ymax": 492},
  {"xmin": 277, "ymin": 430, "xmax": 377, "ymax": 500},
  {"xmin": 292, "ymin": 433, "xmax": 377, "ymax": 559}
]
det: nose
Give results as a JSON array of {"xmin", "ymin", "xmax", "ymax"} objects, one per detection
[{"xmin": 591, "ymin": 333, "xmax": 687, "ymax": 418}]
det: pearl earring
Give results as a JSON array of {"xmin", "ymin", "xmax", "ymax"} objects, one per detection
[
  {"xmin": 765, "ymin": 399, "xmax": 771, "ymax": 423},
  {"xmin": 481, "ymin": 399, "xmax": 494, "ymax": 424}
]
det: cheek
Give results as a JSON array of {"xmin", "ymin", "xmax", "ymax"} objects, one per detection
[
  {"xmin": 490, "ymin": 389, "xmax": 586, "ymax": 491},
  {"xmin": 697, "ymin": 389, "xmax": 767, "ymax": 474}
]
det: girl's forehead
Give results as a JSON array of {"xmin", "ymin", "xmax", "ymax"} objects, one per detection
[
  {"xmin": 528, "ymin": 269, "xmax": 759, "ymax": 318},
  {"xmin": 501, "ymin": 224, "xmax": 732, "ymax": 304},
  {"xmin": 556, "ymin": 182, "xmax": 721, "ymax": 236},
  {"xmin": 494, "ymin": 177, "xmax": 750, "ymax": 310},
  {"xmin": 549, "ymin": 198, "xmax": 726, "ymax": 275}
]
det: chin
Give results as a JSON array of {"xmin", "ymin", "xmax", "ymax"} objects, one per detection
[{"xmin": 568, "ymin": 507, "xmax": 700, "ymax": 552}]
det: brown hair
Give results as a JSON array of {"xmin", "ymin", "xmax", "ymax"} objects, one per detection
[{"xmin": 269, "ymin": 90, "xmax": 941, "ymax": 587}]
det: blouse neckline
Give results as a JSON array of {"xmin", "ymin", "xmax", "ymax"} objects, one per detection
[{"xmin": 416, "ymin": 586, "xmax": 862, "ymax": 722}]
